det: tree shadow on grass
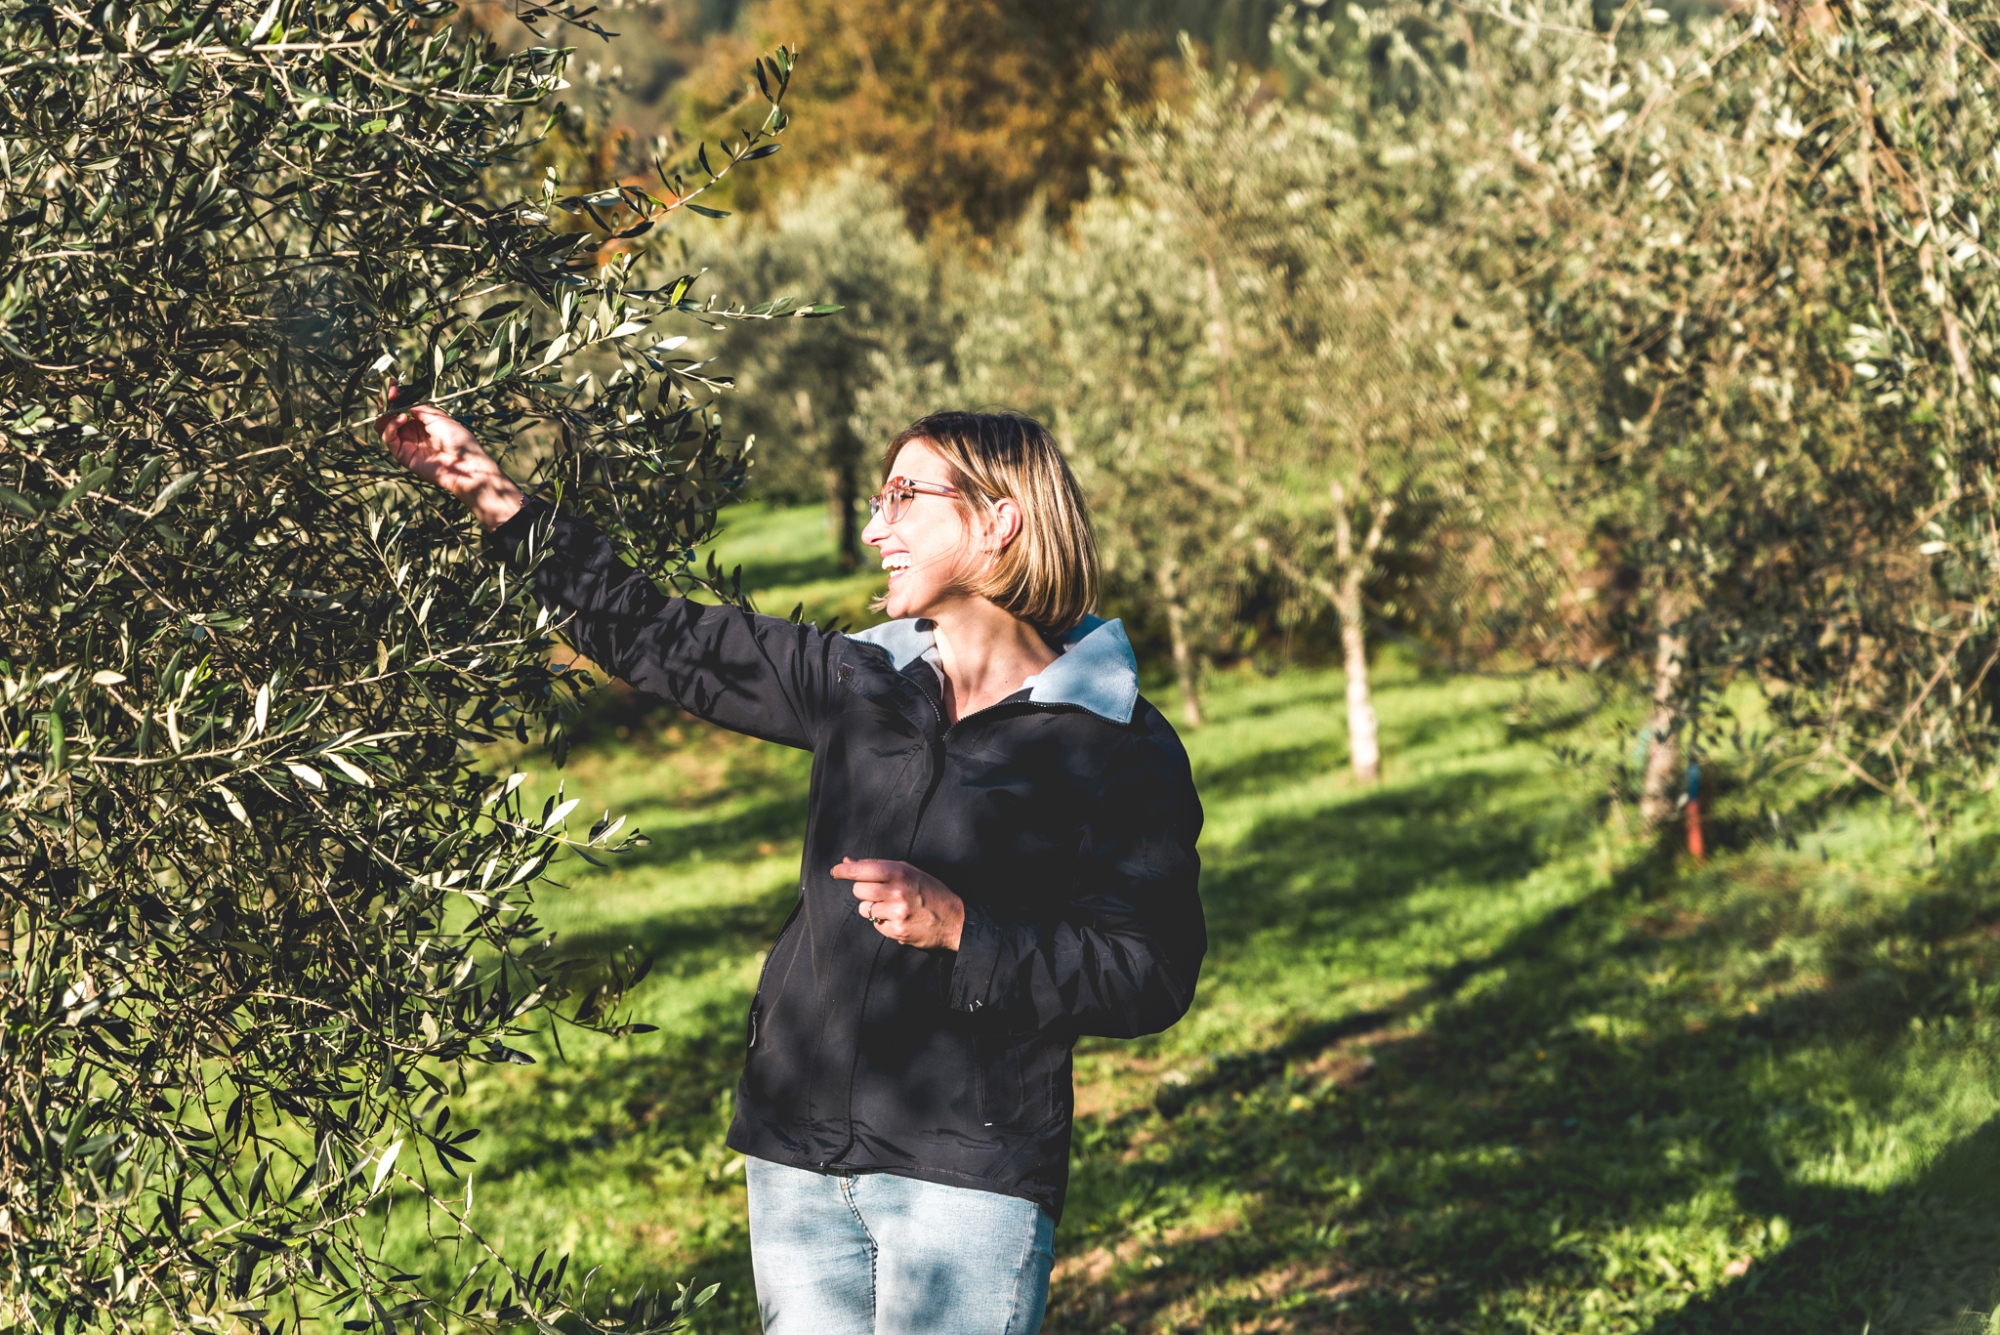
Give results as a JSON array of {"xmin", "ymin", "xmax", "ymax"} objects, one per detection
[
  {"xmin": 1049, "ymin": 803, "xmax": 2000, "ymax": 1333},
  {"xmin": 584, "ymin": 791, "xmax": 808, "ymax": 876},
  {"xmin": 731, "ymin": 551, "xmax": 851, "ymax": 592},
  {"xmin": 475, "ymin": 866, "xmax": 798, "ymax": 1178},
  {"xmin": 1640, "ymin": 1117, "xmax": 2000, "ymax": 1335},
  {"xmin": 465, "ymin": 811, "xmax": 801, "ymax": 1185},
  {"xmin": 1634, "ymin": 835, "xmax": 2000, "ymax": 1335},
  {"xmin": 1052, "ymin": 764, "xmax": 1600, "ymax": 1330},
  {"xmin": 1223, "ymin": 682, "xmax": 1347, "ymax": 723},
  {"xmin": 1197, "ymin": 741, "xmax": 1352, "ymax": 803},
  {"xmin": 1193, "ymin": 764, "xmax": 1592, "ymax": 958},
  {"xmin": 545, "ymin": 877, "xmax": 796, "ymax": 979}
]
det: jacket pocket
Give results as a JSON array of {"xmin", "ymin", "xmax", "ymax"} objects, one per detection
[
  {"xmin": 972, "ymin": 1027, "xmax": 1031, "ymax": 1131},
  {"xmin": 747, "ymin": 900, "xmax": 804, "ymax": 1050}
]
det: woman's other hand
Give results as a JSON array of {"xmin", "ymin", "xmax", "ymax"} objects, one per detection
[
  {"xmin": 378, "ymin": 400, "xmax": 524, "ymax": 530},
  {"xmin": 833, "ymin": 858, "xmax": 966, "ymax": 951}
]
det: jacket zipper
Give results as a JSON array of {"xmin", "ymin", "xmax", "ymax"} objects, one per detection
[
  {"xmin": 834, "ymin": 671, "xmax": 1059, "ymax": 1157},
  {"xmin": 902, "ymin": 672, "xmax": 1057, "ymax": 854},
  {"xmin": 905, "ymin": 682, "xmax": 950, "ymax": 857}
]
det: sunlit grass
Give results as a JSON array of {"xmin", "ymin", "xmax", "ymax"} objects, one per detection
[{"xmin": 377, "ymin": 504, "xmax": 2000, "ymax": 1334}]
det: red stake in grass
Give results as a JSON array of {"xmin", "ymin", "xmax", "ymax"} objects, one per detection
[{"xmin": 1685, "ymin": 760, "xmax": 1705, "ymax": 862}]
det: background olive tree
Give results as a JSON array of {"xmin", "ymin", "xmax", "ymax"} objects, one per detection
[
  {"xmin": 1262, "ymin": 0, "xmax": 2000, "ymax": 833},
  {"xmin": 1118, "ymin": 61, "xmax": 1479, "ymax": 780},
  {"xmin": 1480, "ymin": 0, "xmax": 2000, "ymax": 831},
  {"xmin": 921, "ymin": 57, "xmax": 1475, "ymax": 770},
  {"xmin": 935, "ymin": 201, "xmax": 1245, "ymax": 728},
  {"xmin": 0, "ymin": 0, "xmax": 805, "ymax": 1327},
  {"xmin": 687, "ymin": 168, "xmax": 940, "ymax": 568}
]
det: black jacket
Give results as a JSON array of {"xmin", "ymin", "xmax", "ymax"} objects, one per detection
[{"xmin": 496, "ymin": 501, "xmax": 1205, "ymax": 1219}]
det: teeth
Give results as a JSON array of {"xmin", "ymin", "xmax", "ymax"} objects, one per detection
[{"xmin": 881, "ymin": 554, "xmax": 911, "ymax": 571}]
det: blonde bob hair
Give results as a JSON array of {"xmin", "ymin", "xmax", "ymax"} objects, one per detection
[{"xmin": 883, "ymin": 411, "xmax": 1100, "ymax": 637}]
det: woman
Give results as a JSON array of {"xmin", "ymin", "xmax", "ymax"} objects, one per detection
[{"xmin": 381, "ymin": 405, "xmax": 1206, "ymax": 1334}]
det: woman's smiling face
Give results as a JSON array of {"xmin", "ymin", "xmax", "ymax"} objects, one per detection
[{"xmin": 862, "ymin": 439, "xmax": 979, "ymax": 622}]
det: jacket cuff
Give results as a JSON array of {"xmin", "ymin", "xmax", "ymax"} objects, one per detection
[
  {"xmin": 947, "ymin": 898, "xmax": 1005, "ymax": 1014},
  {"xmin": 489, "ymin": 495, "xmax": 556, "ymax": 560}
]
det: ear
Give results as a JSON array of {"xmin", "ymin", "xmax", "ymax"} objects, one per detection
[{"xmin": 983, "ymin": 498, "xmax": 1025, "ymax": 553}]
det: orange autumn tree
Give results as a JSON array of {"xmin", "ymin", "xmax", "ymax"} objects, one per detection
[{"xmin": 706, "ymin": 0, "xmax": 1163, "ymax": 234}]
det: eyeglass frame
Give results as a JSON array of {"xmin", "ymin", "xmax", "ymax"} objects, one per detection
[{"xmin": 866, "ymin": 475, "xmax": 959, "ymax": 526}]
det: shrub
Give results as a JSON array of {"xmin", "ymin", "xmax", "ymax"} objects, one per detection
[{"xmin": 0, "ymin": 0, "xmax": 796, "ymax": 1326}]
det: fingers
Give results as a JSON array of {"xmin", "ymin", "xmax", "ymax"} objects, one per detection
[
  {"xmin": 830, "ymin": 857, "xmax": 906, "ymax": 882},
  {"xmin": 832, "ymin": 858, "xmax": 960, "ymax": 948},
  {"xmin": 377, "ymin": 404, "xmax": 489, "ymax": 489},
  {"xmin": 378, "ymin": 415, "xmax": 421, "ymax": 467},
  {"xmin": 837, "ymin": 862, "xmax": 919, "ymax": 907},
  {"xmin": 861, "ymin": 896, "xmax": 921, "ymax": 943},
  {"xmin": 375, "ymin": 408, "xmax": 431, "ymax": 466},
  {"xmin": 836, "ymin": 859, "xmax": 918, "ymax": 936}
]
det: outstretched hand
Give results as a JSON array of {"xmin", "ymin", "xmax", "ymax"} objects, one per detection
[
  {"xmin": 833, "ymin": 858, "xmax": 966, "ymax": 951},
  {"xmin": 377, "ymin": 397, "xmax": 524, "ymax": 531}
]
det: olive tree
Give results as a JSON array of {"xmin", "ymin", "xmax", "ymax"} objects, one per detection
[
  {"xmin": 0, "ymin": 0, "xmax": 800, "ymax": 1327},
  {"xmin": 1500, "ymin": 0, "xmax": 2000, "ymax": 829},
  {"xmin": 931, "ymin": 202, "xmax": 1245, "ymax": 728},
  {"xmin": 1115, "ymin": 63, "xmax": 1472, "ymax": 780},
  {"xmin": 687, "ymin": 168, "xmax": 941, "ymax": 569},
  {"xmin": 1271, "ymin": 0, "xmax": 2000, "ymax": 832}
]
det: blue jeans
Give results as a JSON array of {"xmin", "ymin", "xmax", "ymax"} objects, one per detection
[{"xmin": 745, "ymin": 1156, "xmax": 1056, "ymax": 1334}]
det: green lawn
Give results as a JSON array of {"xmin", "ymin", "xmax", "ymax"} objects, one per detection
[{"xmin": 384, "ymin": 504, "xmax": 2000, "ymax": 1334}]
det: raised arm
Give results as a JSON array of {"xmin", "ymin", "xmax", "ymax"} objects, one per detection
[{"xmin": 379, "ymin": 404, "xmax": 837, "ymax": 750}]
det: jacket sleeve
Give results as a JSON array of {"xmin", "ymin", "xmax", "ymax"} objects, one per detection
[
  {"xmin": 945, "ymin": 729, "xmax": 1206, "ymax": 1038},
  {"xmin": 493, "ymin": 498, "xmax": 836, "ymax": 750}
]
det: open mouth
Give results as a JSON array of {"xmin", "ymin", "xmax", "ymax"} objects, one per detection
[{"xmin": 881, "ymin": 552, "xmax": 911, "ymax": 584}]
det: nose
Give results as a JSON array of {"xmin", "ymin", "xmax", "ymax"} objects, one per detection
[{"xmin": 861, "ymin": 503, "xmax": 889, "ymax": 548}]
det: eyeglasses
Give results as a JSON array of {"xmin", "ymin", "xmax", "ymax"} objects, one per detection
[{"xmin": 866, "ymin": 476, "xmax": 957, "ymax": 526}]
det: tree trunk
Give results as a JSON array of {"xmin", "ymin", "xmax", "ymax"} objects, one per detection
[
  {"xmin": 1203, "ymin": 252, "xmax": 1248, "ymax": 490},
  {"xmin": 803, "ymin": 389, "xmax": 861, "ymax": 573},
  {"xmin": 1638, "ymin": 596, "xmax": 1686, "ymax": 834},
  {"xmin": 1155, "ymin": 560, "xmax": 1203, "ymax": 729},
  {"xmin": 1329, "ymin": 482, "xmax": 1387, "ymax": 784},
  {"xmin": 1334, "ymin": 570, "xmax": 1380, "ymax": 783},
  {"xmin": 825, "ymin": 461, "xmax": 860, "ymax": 572},
  {"xmin": 836, "ymin": 462, "xmax": 861, "ymax": 572}
]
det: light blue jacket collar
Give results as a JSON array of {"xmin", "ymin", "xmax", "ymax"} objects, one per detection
[{"xmin": 847, "ymin": 615, "xmax": 1140, "ymax": 725}]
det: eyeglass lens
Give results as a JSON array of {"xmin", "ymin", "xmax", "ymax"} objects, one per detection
[{"xmin": 869, "ymin": 486, "xmax": 912, "ymax": 525}]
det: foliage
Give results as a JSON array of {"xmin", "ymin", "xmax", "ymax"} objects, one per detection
[
  {"xmin": 1118, "ymin": 57, "xmax": 1478, "ymax": 769},
  {"xmin": 460, "ymin": 0, "xmax": 752, "ymax": 154},
  {"xmin": 930, "ymin": 194, "xmax": 1244, "ymax": 726},
  {"xmin": 1093, "ymin": 0, "xmax": 1291, "ymax": 67},
  {"xmin": 0, "ymin": 0, "xmax": 800, "ymax": 1326},
  {"xmin": 723, "ymin": 0, "xmax": 2000, "ymax": 827},
  {"xmin": 1265, "ymin": 0, "xmax": 2000, "ymax": 828},
  {"xmin": 378, "ymin": 503, "xmax": 2000, "ymax": 1333},
  {"xmin": 686, "ymin": 169, "xmax": 942, "ymax": 565},
  {"xmin": 1503, "ymin": 0, "xmax": 2000, "ymax": 828},
  {"xmin": 879, "ymin": 53, "xmax": 1475, "ymax": 759},
  {"xmin": 702, "ymin": 0, "xmax": 1166, "ymax": 235}
]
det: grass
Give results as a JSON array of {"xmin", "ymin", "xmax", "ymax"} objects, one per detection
[
  {"xmin": 690, "ymin": 500, "xmax": 880, "ymax": 631},
  {"xmin": 382, "ymin": 503, "xmax": 2000, "ymax": 1333}
]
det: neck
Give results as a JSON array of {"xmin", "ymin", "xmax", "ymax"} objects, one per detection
[{"xmin": 924, "ymin": 597, "xmax": 1059, "ymax": 724}]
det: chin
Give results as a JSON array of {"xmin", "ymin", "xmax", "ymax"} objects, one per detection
[{"xmin": 880, "ymin": 578, "xmax": 925, "ymax": 622}]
